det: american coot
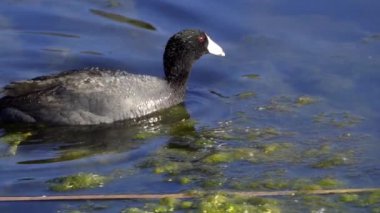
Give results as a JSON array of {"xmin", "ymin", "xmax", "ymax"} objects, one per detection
[{"xmin": 0, "ymin": 29, "xmax": 225, "ymax": 125}]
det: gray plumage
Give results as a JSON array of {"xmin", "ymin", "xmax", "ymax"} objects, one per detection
[{"xmin": 0, "ymin": 68, "xmax": 183, "ymax": 125}]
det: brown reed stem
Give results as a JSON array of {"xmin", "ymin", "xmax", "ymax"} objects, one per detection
[{"xmin": 0, "ymin": 188, "xmax": 378, "ymax": 202}]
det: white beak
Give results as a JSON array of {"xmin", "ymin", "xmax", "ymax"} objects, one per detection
[{"xmin": 206, "ymin": 34, "xmax": 225, "ymax": 57}]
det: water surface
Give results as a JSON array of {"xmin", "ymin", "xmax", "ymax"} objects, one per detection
[{"xmin": 0, "ymin": 0, "xmax": 379, "ymax": 212}]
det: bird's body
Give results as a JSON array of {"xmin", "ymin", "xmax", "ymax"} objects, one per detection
[
  {"xmin": 0, "ymin": 29, "xmax": 225, "ymax": 125},
  {"xmin": 0, "ymin": 68, "xmax": 183, "ymax": 124}
]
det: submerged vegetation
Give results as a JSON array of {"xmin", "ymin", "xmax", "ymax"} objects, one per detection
[
  {"xmin": 119, "ymin": 190, "xmax": 380, "ymax": 213},
  {"xmin": 0, "ymin": 96, "xmax": 371, "ymax": 212},
  {"xmin": 313, "ymin": 112, "xmax": 364, "ymax": 128},
  {"xmin": 256, "ymin": 95, "xmax": 318, "ymax": 112},
  {"xmin": 121, "ymin": 193, "xmax": 281, "ymax": 213},
  {"xmin": 0, "ymin": 131, "xmax": 32, "ymax": 156},
  {"xmin": 48, "ymin": 173, "xmax": 108, "ymax": 192},
  {"xmin": 1, "ymin": 101, "xmax": 370, "ymax": 212}
]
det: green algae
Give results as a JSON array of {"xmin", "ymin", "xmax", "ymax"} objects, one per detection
[
  {"xmin": 144, "ymin": 148, "xmax": 201, "ymax": 173},
  {"xmin": 242, "ymin": 73, "xmax": 260, "ymax": 79},
  {"xmin": 58, "ymin": 202, "xmax": 108, "ymax": 213},
  {"xmin": 139, "ymin": 143, "xmax": 224, "ymax": 186},
  {"xmin": 180, "ymin": 200, "xmax": 194, "ymax": 209},
  {"xmin": 179, "ymin": 176, "xmax": 192, "ymax": 185},
  {"xmin": 48, "ymin": 172, "xmax": 107, "ymax": 192},
  {"xmin": 258, "ymin": 95, "xmax": 317, "ymax": 112},
  {"xmin": 133, "ymin": 131, "xmax": 159, "ymax": 140},
  {"xmin": 258, "ymin": 102, "xmax": 292, "ymax": 112},
  {"xmin": 303, "ymin": 144, "xmax": 331, "ymax": 158},
  {"xmin": 203, "ymin": 142, "xmax": 295, "ymax": 165},
  {"xmin": 122, "ymin": 198, "xmax": 180, "ymax": 213},
  {"xmin": 238, "ymin": 176, "xmax": 344, "ymax": 191},
  {"xmin": 245, "ymin": 196, "xmax": 280, "ymax": 211},
  {"xmin": 121, "ymin": 208, "xmax": 146, "ymax": 213},
  {"xmin": 0, "ymin": 131, "xmax": 32, "ymax": 145},
  {"xmin": 156, "ymin": 147, "xmax": 201, "ymax": 162},
  {"xmin": 285, "ymin": 191, "xmax": 380, "ymax": 212},
  {"xmin": 293, "ymin": 179, "xmax": 338, "ymax": 192},
  {"xmin": 203, "ymin": 148, "xmax": 260, "ymax": 164},
  {"xmin": 261, "ymin": 142, "xmax": 293, "ymax": 154},
  {"xmin": 340, "ymin": 194, "xmax": 359, "ymax": 203},
  {"xmin": 131, "ymin": 111, "xmax": 359, "ymax": 210},
  {"xmin": 367, "ymin": 191, "xmax": 380, "ymax": 205},
  {"xmin": 236, "ymin": 91, "xmax": 256, "ymax": 100},
  {"xmin": 202, "ymin": 178, "xmax": 226, "ymax": 189},
  {"xmin": 203, "ymin": 152, "xmax": 237, "ymax": 164},
  {"xmin": 158, "ymin": 105, "xmax": 190, "ymax": 123},
  {"xmin": 200, "ymin": 128, "xmax": 235, "ymax": 141},
  {"xmin": 168, "ymin": 119, "xmax": 197, "ymax": 137},
  {"xmin": 312, "ymin": 154, "xmax": 349, "ymax": 168},
  {"xmin": 336, "ymin": 190, "xmax": 380, "ymax": 211},
  {"xmin": 294, "ymin": 177, "xmax": 344, "ymax": 191},
  {"xmin": 154, "ymin": 162, "xmax": 192, "ymax": 175},
  {"xmin": 118, "ymin": 99, "xmax": 366, "ymax": 212},
  {"xmin": 296, "ymin": 96, "xmax": 316, "ymax": 105},
  {"xmin": 246, "ymin": 127, "xmax": 281, "ymax": 141},
  {"xmin": 199, "ymin": 193, "xmax": 280, "ymax": 213},
  {"xmin": 119, "ymin": 190, "xmax": 380, "ymax": 213},
  {"xmin": 58, "ymin": 149, "xmax": 93, "ymax": 161},
  {"xmin": 152, "ymin": 197, "xmax": 178, "ymax": 212},
  {"xmin": 300, "ymin": 195, "xmax": 342, "ymax": 211},
  {"xmin": 249, "ymin": 179, "xmax": 290, "ymax": 190},
  {"xmin": 313, "ymin": 112, "xmax": 363, "ymax": 128},
  {"xmin": 257, "ymin": 96, "xmax": 296, "ymax": 112},
  {"xmin": 0, "ymin": 131, "xmax": 32, "ymax": 156},
  {"xmin": 256, "ymin": 143, "xmax": 296, "ymax": 163},
  {"xmin": 121, "ymin": 194, "xmax": 279, "ymax": 213},
  {"xmin": 193, "ymin": 137, "xmax": 216, "ymax": 148},
  {"xmin": 317, "ymin": 177, "xmax": 343, "ymax": 189},
  {"xmin": 358, "ymin": 191, "xmax": 380, "ymax": 206},
  {"xmin": 198, "ymin": 193, "xmax": 238, "ymax": 213}
]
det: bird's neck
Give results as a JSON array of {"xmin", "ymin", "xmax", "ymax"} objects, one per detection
[{"xmin": 164, "ymin": 53, "xmax": 194, "ymax": 88}]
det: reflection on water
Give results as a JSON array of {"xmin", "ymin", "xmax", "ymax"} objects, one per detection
[
  {"xmin": 1, "ymin": 104, "xmax": 190, "ymax": 164},
  {"xmin": 90, "ymin": 9, "xmax": 156, "ymax": 31},
  {"xmin": 24, "ymin": 31, "xmax": 81, "ymax": 38}
]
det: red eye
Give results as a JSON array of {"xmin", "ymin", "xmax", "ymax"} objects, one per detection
[{"xmin": 197, "ymin": 35, "xmax": 206, "ymax": 43}]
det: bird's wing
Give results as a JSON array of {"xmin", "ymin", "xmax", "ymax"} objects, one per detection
[
  {"xmin": 1, "ymin": 68, "xmax": 105, "ymax": 97},
  {"xmin": 2, "ymin": 78, "xmax": 62, "ymax": 97}
]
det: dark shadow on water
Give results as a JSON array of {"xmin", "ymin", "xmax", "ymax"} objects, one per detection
[
  {"xmin": 0, "ymin": 104, "xmax": 191, "ymax": 164},
  {"xmin": 23, "ymin": 31, "xmax": 81, "ymax": 39},
  {"xmin": 89, "ymin": 9, "xmax": 156, "ymax": 31}
]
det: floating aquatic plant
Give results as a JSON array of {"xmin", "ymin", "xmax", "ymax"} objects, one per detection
[
  {"xmin": 242, "ymin": 73, "xmax": 260, "ymax": 79},
  {"xmin": 48, "ymin": 172, "xmax": 107, "ymax": 192},
  {"xmin": 0, "ymin": 131, "xmax": 32, "ymax": 156}
]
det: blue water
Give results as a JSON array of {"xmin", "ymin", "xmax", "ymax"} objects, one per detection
[{"xmin": 0, "ymin": 0, "xmax": 379, "ymax": 212}]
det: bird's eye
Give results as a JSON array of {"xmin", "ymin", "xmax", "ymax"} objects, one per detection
[{"xmin": 197, "ymin": 35, "xmax": 206, "ymax": 43}]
